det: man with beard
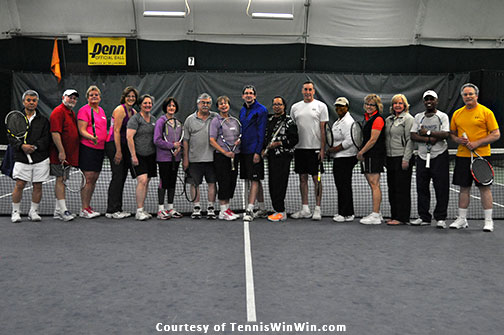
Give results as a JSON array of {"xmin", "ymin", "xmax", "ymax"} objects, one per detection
[
  {"xmin": 49, "ymin": 89, "xmax": 81, "ymax": 221},
  {"xmin": 410, "ymin": 90, "xmax": 450, "ymax": 228}
]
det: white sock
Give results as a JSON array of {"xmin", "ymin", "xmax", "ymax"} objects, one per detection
[
  {"xmin": 12, "ymin": 202, "xmax": 20, "ymax": 213},
  {"xmin": 158, "ymin": 204, "xmax": 165, "ymax": 211},
  {"xmin": 484, "ymin": 209, "xmax": 493, "ymax": 220},
  {"xmin": 137, "ymin": 207, "xmax": 143, "ymax": 214},
  {"xmin": 315, "ymin": 205, "xmax": 321, "ymax": 211},
  {"xmin": 57, "ymin": 199, "xmax": 67, "ymax": 212},
  {"xmin": 247, "ymin": 204, "xmax": 255, "ymax": 212},
  {"xmin": 167, "ymin": 203, "xmax": 174, "ymax": 210},
  {"xmin": 208, "ymin": 202, "xmax": 214, "ymax": 209},
  {"xmin": 194, "ymin": 202, "xmax": 201, "ymax": 208},
  {"xmin": 220, "ymin": 204, "xmax": 227, "ymax": 212},
  {"xmin": 372, "ymin": 211, "xmax": 380, "ymax": 217},
  {"xmin": 30, "ymin": 202, "xmax": 39, "ymax": 213},
  {"xmin": 302, "ymin": 204, "xmax": 310, "ymax": 212},
  {"xmin": 55, "ymin": 199, "xmax": 60, "ymax": 211},
  {"xmin": 458, "ymin": 208, "xmax": 468, "ymax": 219},
  {"xmin": 258, "ymin": 202, "xmax": 265, "ymax": 210}
]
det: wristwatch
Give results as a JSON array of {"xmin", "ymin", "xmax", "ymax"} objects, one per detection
[{"xmin": 426, "ymin": 130, "xmax": 431, "ymax": 136}]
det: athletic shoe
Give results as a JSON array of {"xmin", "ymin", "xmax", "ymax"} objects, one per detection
[
  {"xmin": 207, "ymin": 207, "xmax": 217, "ymax": 220},
  {"xmin": 387, "ymin": 219, "xmax": 404, "ymax": 226},
  {"xmin": 226, "ymin": 209, "xmax": 240, "ymax": 220},
  {"xmin": 28, "ymin": 210, "xmax": 41, "ymax": 222},
  {"xmin": 312, "ymin": 207, "xmax": 322, "ymax": 221},
  {"xmin": 332, "ymin": 214, "xmax": 354, "ymax": 222},
  {"xmin": 243, "ymin": 209, "xmax": 254, "ymax": 222},
  {"xmin": 218, "ymin": 209, "xmax": 237, "ymax": 221},
  {"xmin": 410, "ymin": 218, "xmax": 430, "ymax": 226},
  {"xmin": 55, "ymin": 210, "xmax": 75, "ymax": 222},
  {"xmin": 483, "ymin": 219, "xmax": 494, "ymax": 232},
  {"xmin": 105, "ymin": 211, "xmax": 129, "ymax": 219},
  {"xmin": 254, "ymin": 209, "xmax": 268, "ymax": 219},
  {"xmin": 79, "ymin": 207, "xmax": 100, "ymax": 219},
  {"xmin": 167, "ymin": 209, "xmax": 183, "ymax": 218},
  {"xmin": 360, "ymin": 213, "xmax": 382, "ymax": 225},
  {"xmin": 436, "ymin": 220, "xmax": 447, "ymax": 229},
  {"xmin": 291, "ymin": 209, "xmax": 312, "ymax": 219},
  {"xmin": 449, "ymin": 217, "xmax": 468, "ymax": 229},
  {"xmin": 191, "ymin": 206, "xmax": 202, "ymax": 219},
  {"xmin": 135, "ymin": 210, "xmax": 150, "ymax": 221},
  {"xmin": 11, "ymin": 211, "xmax": 21, "ymax": 223},
  {"xmin": 268, "ymin": 212, "xmax": 287, "ymax": 222},
  {"xmin": 157, "ymin": 210, "xmax": 171, "ymax": 220},
  {"xmin": 120, "ymin": 211, "xmax": 131, "ymax": 218}
]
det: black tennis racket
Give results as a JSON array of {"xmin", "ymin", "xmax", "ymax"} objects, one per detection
[
  {"xmin": 470, "ymin": 150, "xmax": 494, "ymax": 185},
  {"xmin": 163, "ymin": 117, "xmax": 184, "ymax": 171},
  {"xmin": 91, "ymin": 109, "xmax": 97, "ymax": 145},
  {"xmin": 350, "ymin": 121, "xmax": 363, "ymax": 150},
  {"xmin": 263, "ymin": 119, "xmax": 285, "ymax": 156},
  {"xmin": 220, "ymin": 116, "xmax": 242, "ymax": 171},
  {"xmin": 183, "ymin": 170, "xmax": 198, "ymax": 202},
  {"xmin": 419, "ymin": 114, "xmax": 442, "ymax": 169},
  {"xmin": 5, "ymin": 110, "xmax": 34, "ymax": 163},
  {"xmin": 174, "ymin": 175, "xmax": 186, "ymax": 197},
  {"xmin": 62, "ymin": 162, "xmax": 86, "ymax": 192},
  {"xmin": 324, "ymin": 122, "xmax": 334, "ymax": 148}
]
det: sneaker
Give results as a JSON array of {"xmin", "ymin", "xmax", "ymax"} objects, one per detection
[
  {"xmin": 218, "ymin": 209, "xmax": 237, "ymax": 221},
  {"xmin": 167, "ymin": 209, "xmax": 183, "ymax": 218},
  {"xmin": 268, "ymin": 212, "xmax": 287, "ymax": 222},
  {"xmin": 243, "ymin": 209, "xmax": 254, "ymax": 222},
  {"xmin": 449, "ymin": 217, "xmax": 468, "ymax": 229},
  {"xmin": 436, "ymin": 220, "xmax": 447, "ymax": 229},
  {"xmin": 254, "ymin": 209, "xmax": 268, "ymax": 219},
  {"xmin": 56, "ymin": 210, "xmax": 75, "ymax": 222},
  {"xmin": 79, "ymin": 207, "xmax": 100, "ymax": 219},
  {"xmin": 333, "ymin": 214, "xmax": 355, "ymax": 222},
  {"xmin": 157, "ymin": 210, "xmax": 171, "ymax": 220},
  {"xmin": 105, "ymin": 211, "xmax": 128, "ymax": 219},
  {"xmin": 360, "ymin": 213, "xmax": 382, "ymax": 225},
  {"xmin": 11, "ymin": 211, "xmax": 21, "ymax": 223},
  {"xmin": 207, "ymin": 207, "xmax": 217, "ymax": 220},
  {"xmin": 312, "ymin": 208, "xmax": 322, "ymax": 221},
  {"xmin": 135, "ymin": 210, "xmax": 150, "ymax": 221},
  {"xmin": 120, "ymin": 211, "xmax": 132, "ymax": 218},
  {"xmin": 54, "ymin": 210, "xmax": 77, "ymax": 220},
  {"xmin": 410, "ymin": 218, "xmax": 430, "ymax": 226},
  {"xmin": 291, "ymin": 209, "xmax": 312, "ymax": 219},
  {"xmin": 191, "ymin": 206, "xmax": 202, "ymax": 219},
  {"xmin": 226, "ymin": 208, "xmax": 240, "ymax": 220},
  {"xmin": 483, "ymin": 219, "xmax": 494, "ymax": 232},
  {"xmin": 387, "ymin": 219, "xmax": 404, "ymax": 226},
  {"xmin": 28, "ymin": 210, "xmax": 41, "ymax": 222}
]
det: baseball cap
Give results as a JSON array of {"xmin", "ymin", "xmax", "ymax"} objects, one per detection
[
  {"xmin": 63, "ymin": 89, "xmax": 79, "ymax": 97},
  {"xmin": 423, "ymin": 90, "xmax": 438, "ymax": 99},
  {"xmin": 334, "ymin": 97, "xmax": 349, "ymax": 106}
]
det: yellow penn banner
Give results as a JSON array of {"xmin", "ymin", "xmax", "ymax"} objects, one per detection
[{"xmin": 88, "ymin": 37, "xmax": 126, "ymax": 66}]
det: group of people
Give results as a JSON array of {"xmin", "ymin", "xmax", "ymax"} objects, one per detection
[{"xmin": 7, "ymin": 82, "xmax": 500, "ymax": 232}]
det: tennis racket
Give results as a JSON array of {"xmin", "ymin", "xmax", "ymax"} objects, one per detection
[
  {"xmin": 91, "ymin": 109, "xmax": 97, "ymax": 145},
  {"xmin": 419, "ymin": 114, "xmax": 442, "ymax": 169},
  {"xmin": 263, "ymin": 119, "xmax": 284, "ymax": 156},
  {"xmin": 350, "ymin": 121, "xmax": 363, "ymax": 150},
  {"xmin": 462, "ymin": 133, "xmax": 494, "ymax": 185},
  {"xmin": 183, "ymin": 170, "xmax": 198, "ymax": 202},
  {"xmin": 174, "ymin": 175, "xmax": 186, "ymax": 197},
  {"xmin": 220, "ymin": 116, "xmax": 242, "ymax": 171},
  {"xmin": 315, "ymin": 151, "xmax": 322, "ymax": 198},
  {"xmin": 324, "ymin": 122, "xmax": 334, "ymax": 148},
  {"xmin": 62, "ymin": 162, "xmax": 86, "ymax": 192},
  {"xmin": 163, "ymin": 117, "xmax": 184, "ymax": 171},
  {"xmin": 5, "ymin": 110, "xmax": 34, "ymax": 163}
]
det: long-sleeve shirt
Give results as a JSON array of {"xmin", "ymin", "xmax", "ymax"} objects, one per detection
[{"xmin": 239, "ymin": 100, "xmax": 268, "ymax": 155}]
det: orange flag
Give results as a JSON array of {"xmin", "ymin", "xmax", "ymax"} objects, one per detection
[{"xmin": 51, "ymin": 39, "xmax": 61, "ymax": 83}]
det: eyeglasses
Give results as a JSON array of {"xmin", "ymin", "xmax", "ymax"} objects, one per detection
[
  {"xmin": 364, "ymin": 103, "xmax": 377, "ymax": 107},
  {"xmin": 199, "ymin": 101, "xmax": 211, "ymax": 105},
  {"xmin": 462, "ymin": 92, "xmax": 475, "ymax": 97}
]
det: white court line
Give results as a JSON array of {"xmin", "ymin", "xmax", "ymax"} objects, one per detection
[{"xmin": 243, "ymin": 221, "xmax": 257, "ymax": 322}]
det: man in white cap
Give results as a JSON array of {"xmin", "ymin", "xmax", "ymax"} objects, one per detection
[
  {"xmin": 410, "ymin": 90, "xmax": 450, "ymax": 228},
  {"xmin": 49, "ymin": 89, "xmax": 81, "ymax": 221}
]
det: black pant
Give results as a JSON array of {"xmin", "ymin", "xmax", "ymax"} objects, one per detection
[
  {"xmin": 214, "ymin": 152, "xmax": 239, "ymax": 201},
  {"xmin": 386, "ymin": 156, "xmax": 414, "ymax": 223},
  {"xmin": 268, "ymin": 154, "xmax": 292, "ymax": 213},
  {"xmin": 416, "ymin": 150, "xmax": 449, "ymax": 222},
  {"xmin": 333, "ymin": 156, "xmax": 357, "ymax": 216},
  {"xmin": 105, "ymin": 141, "xmax": 131, "ymax": 213}
]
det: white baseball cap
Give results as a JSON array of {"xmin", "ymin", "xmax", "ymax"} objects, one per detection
[
  {"xmin": 423, "ymin": 90, "xmax": 438, "ymax": 99},
  {"xmin": 63, "ymin": 89, "xmax": 79, "ymax": 97}
]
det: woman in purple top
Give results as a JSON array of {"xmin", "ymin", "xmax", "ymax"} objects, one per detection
[
  {"xmin": 153, "ymin": 97, "xmax": 184, "ymax": 220},
  {"xmin": 104, "ymin": 86, "xmax": 138, "ymax": 219}
]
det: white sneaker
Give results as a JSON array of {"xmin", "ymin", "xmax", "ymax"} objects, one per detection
[
  {"xmin": 410, "ymin": 218, "xmax": 430, "ymax": 226},
  {"xmin": 28, "ymin": 210, "xmax": 41, "ymax": 222},
  {"xmin": 333, "ymin": 214, "xmax": 354, "ymax": 222},
  {"xmin": 226, "ymin": 209, "xmax": 240, "ymax": 220},
  {"xmin": 436, "ymin": 220, "xmax": 447, "ymax": 229},
  {"xmin": 11, "ymin": 211, "xmax": 21, "ymax": 223},
  {"xmin": 120, "ymin": 211, "xmax": 131, "ymax": 218},
  {"xmin": 243, "ymin": 209, "xmax": 254, "ymax": 222},
  {"xmin": 483, "ymin": 219, "xmax": 494, "ymax": 232},
  {"xmin": 360, "ymin": 213, "xmax": 382, "ymax": 225},
  {"xmin": 207, "ymin": 207, "xmax": 217, "ymax": 220},
  {"xmin": 218, "ymin": 209, "xmax": 237, "ymax": 221},
  {"xmin": 312, "ymin": 208, "xmax": 322, "ymax": 221},
  {"xmin": 79, "ymin": 207, "xmax": 100, "ymax": 219},
  {"xmin": 449, "ymin": 217, "xmax": 468, "ymax": 229},
  {"xmin": 291, "ymin": 209, "xmax": 312, "ymax": 219},
  {"xmin": 55, "ymin": 210, "xmax": 75, "ymax": 222},
  {"xmin": 105, "ymin": 211, "xmax": 128, "ymax": 219},
  {"xmin": 135, "ymin": 210, "xmax": 150, "ymax": 221},
  {"xmin": 157, "ymin": 210, "xmax": 171, "ymax": 220},
  {"xmin": 191, "ymin": 206, "xmax": 202, "ymax": 219}
]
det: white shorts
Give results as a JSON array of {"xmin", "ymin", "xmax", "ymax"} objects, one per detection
[{"xmin": 13, "ymin": 158, "xmax": 50, "ymax": 183}]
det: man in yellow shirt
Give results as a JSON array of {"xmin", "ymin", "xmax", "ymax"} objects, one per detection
[{"xmin": 449, "ymin": 83, "xmax": 500, "ymax": 232}]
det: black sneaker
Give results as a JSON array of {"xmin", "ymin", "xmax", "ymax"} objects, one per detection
[
  {"xmin": 207, "ymin": 207, "xmax": 216, "ymax": 220},
  {"xmin": 191, "ymin": 206, "xmax": 202, "ymax": 219}
]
